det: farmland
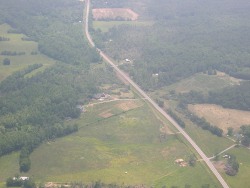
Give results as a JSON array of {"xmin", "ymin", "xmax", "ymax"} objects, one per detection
[
  {"xmin": 0, "ymin": 24, "xmax": 55, "ymax": 82},
  {"xmin": 92, "ymin": 8, "xmax": 139, "ymax": 21},
  {"xmin": 0, "ymin": 100, "xmax": 221, "ymax": 187},
  {"xmin": 189, "ymin": 104, "xmax": 250, "ymax": 132}
]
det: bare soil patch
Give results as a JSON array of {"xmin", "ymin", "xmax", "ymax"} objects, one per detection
[
  {"xmin": 188, "ymin": 104, "xmax": 250, "ymax": 132},
  {"xmin": 92, "ymin": 8, "xmax": 139, "ymax": 21},
  {"xmin": 213, "ymin": 161, "xmax": 225, "ymax": 172},
  {"xmin": 99, "ymin": 110, "xmax": 113, "ymax": 118},
  {"xmin": 160, "ymin": 125, "xmax": 174, "ymax": 135},
  {"xmin": 117, "ymin": 101, "xmax": 141, "ymax": 111}
]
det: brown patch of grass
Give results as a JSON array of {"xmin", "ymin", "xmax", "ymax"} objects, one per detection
[
  {"xmin": 92, "ymin": 8, "xmax": 139, "ymax": 21},
  {"xmin": 213, "ymin": 161, "xmax": 225, "ymax": 172},
  {"xmin": 116, "ymin": 101, "xmax": 140, "ymax": 111},
  {"xmin": 188, "ymin": 104, "xmax": 250, "ymax": 132},
  {"xmin": 99, "ymin": 110, "xmax": 113, "ymax": 118}
]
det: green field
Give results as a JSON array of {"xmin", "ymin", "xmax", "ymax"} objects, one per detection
[
  {"xmin": 0, "ymin": 24, "xmax": 55, "ymax": 82},
  {"xmin": 0, "ymin": 100, "xmax": 221, "ymax": 187},
  {"xmin": 93, "ymin": 21, "xmax": 153, "ymax": 32},
  {"xmin": 158, "ymin": 72, "xmax": 241, "ymax": 95}
]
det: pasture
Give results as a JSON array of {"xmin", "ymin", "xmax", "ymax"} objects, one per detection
[
  {"xmin": 0, "ymin": 24, "xmax": 55, "ymax": 82},
  {"xmin": 0, "ymin": 100, "xmax": 221, "ymax": 187},
  {"xmin": 156, "ymin": 72, "xmax": 241, "ymax": 95},
  {"xmin": 189, "ymin": 104, "xmax": 250, "ymax": 132}
]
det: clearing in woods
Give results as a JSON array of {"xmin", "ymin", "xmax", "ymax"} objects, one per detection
[
  {"xmin": 0, "ymin": 24, "xmax": 55, "ymax": 82},
  {"xmin": 188, "ymin": 104, "xmax": 250, "ymax": 132},
  {"xmin": 92, "ymin": 8, "xmax": 139, "ymax": 21}
]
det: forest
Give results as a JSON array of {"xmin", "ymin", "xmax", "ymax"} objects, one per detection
[{"xmin": 92, "ymin": 0, "xmax": 250, "ymax": 91}]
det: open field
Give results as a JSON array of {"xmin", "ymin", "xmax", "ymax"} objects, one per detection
[
  {"xmin": 93, "ymin": 21, "xmax": 152, "ymax": 32},
  {"xmin": 0, "ymin": 100, "xmax": 221, "ymax": 187},
  {"xmin": 0, "ymin": 24, "xmax": 55, "ymax": 82},
  {"xmin": 156, "ymin": 72, "xmax": 241, "ymax": 95},
  {"xmin": 92, "ymin": 8, "xmax": 138, "ymax": 21},
  {"xmin": 0, "ymin": 152, "xmax": 19, "ymax": 182},
  {"xmin": 189, "ymin": 104, "xmax": 250, "ymax": 132},
  {"xmin": 174, "ymin": 109, "xmax": 234, "ymax": 157}
]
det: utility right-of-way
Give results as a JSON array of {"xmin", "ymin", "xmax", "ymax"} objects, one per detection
[{"xmin": 84, "ymin": 1, "xmax": 230, "ymax": 187}]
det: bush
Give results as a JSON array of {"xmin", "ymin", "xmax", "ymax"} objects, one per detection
[{"xmin": 3, "ymin": 58, "xmax": 10, "ymax": 65}]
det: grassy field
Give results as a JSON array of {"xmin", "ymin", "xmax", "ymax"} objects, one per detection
[
  {"xmin": 0, "ymin": 100, "xmax": 221, "ymax": 187},
  {"xmin": 93, "ymin": 21, "xmax": 153, "ymax": 32},
  {"xmin": 155, "ymin": 72, "xmax": 241, "ymax": 95},
  {"xmin": 0, "ymin": 24, "xmax": 55, "ymax": 82},
  {"xmin": 189, "ymin": 104, "xmax": 250, "ymax": 132}
]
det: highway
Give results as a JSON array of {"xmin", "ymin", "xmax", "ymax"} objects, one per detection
[{"xmin": 84, "ymin": 1, "xmax": 230, "ymax": 187}]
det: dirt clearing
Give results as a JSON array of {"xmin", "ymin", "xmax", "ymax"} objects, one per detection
[
  {"xmin": 117, "ymin": 101, "xmax": 141, "ymax": 111},
  {"xmin": 92, "ymin": 8, "xmax": 139, "ymax": 21},
  {"xmin": 189, "ymin": 104, "xmax": 250, "ymax": 132},
  {"xmin": 99, "ymin": 110, "xmax": 113, "ymax": 118}
]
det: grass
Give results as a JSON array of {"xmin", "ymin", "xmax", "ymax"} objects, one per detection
[
  {"xmin": 0, "ymin": 152, "xmax": 19, "ymax": 182},
  {"xmin": 0, "ymin": 24, "xmax": 55, "ymax": 82},
  {"xmin": 93, "ymin": 21, "xmax": 153, "ymax": 32},
  {"xmin": 156, "ymin": 72, "xmax": 240, "ymax": 95},
  {"xmin": 6, "ymin": 100, "xmax": 220, "ymax": 187},
  {"xmin": 188, "ymin": 104, "xmax": 250, "ymax": 132}
]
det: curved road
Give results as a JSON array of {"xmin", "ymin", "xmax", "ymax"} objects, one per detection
[{"xmin": 83, "ymin": 1, "xmax": 229, "ymax": 187}]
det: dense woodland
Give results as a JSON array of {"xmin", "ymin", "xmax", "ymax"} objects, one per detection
[{"xmin": 92, "ymin": 0, "xmax": 250, "ymax": 107}]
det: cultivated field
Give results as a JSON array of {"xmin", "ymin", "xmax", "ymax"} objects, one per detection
[
  {"xmin": 0, "ymin": 100, "xmax": 221, "ymax": 187},
  {"xmin": 189, "ymin": 104, "xmax": 250, "ymax": 132},
  {"xmin": 92, "ymin": 8, "xmax": 139, "ymax": 21},
  {"xmin": 0, "ymin": 24, "xmax": 55, "ymax": 82}
]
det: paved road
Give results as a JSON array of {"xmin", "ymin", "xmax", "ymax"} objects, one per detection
[{"xmin": 84, "ymin": 1, "xmax": 230, "ymax": 187}]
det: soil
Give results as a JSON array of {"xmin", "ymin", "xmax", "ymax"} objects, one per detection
[
  {"xmin": 213, "ymin": 161, "xmax": 225, "ymax": 172},
  {"xmin": 92, "ymin": 8, "xmax": 139, "ymax": 21},
  {"xmin": 117, "ymin": 101, "xmax": 140, "ymax": 111},
  {"xmin": 99, "ymin": 110, "xmax": 113, "ymax": 118}
]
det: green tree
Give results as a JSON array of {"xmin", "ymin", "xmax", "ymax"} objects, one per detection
[
  {"xmin": 227, "ymin": 127, "xmax": 233, "ymax": 136},
  {"xmin": 3, "ymin": 58, "xmax": 10, "ymax": 65},
  {"xmin": 23, "ymin": 179, "xmax": 36, "ymax": 188},
  {"xmin": 189, "ymin": 154, "xmax": 196, "ymax": 167}
]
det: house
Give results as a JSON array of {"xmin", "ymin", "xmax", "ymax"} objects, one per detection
[
  {"xmin": 152, "ymin": 73, "xmax": 159, "ymax": 77},
  {"xmin": 19, "ymin": 177, "xmax": 29, "ymax": 181},
  {"xmin": 13, "ymin": 177, "xmax": 29, "ymax": 181},
  {"xmin": 125, "ymin": 58, "xmax": 131, "ymax": 62},
  {"xmin": 93, "ymin": 93, "xmax": 110, "ymax": 100}
]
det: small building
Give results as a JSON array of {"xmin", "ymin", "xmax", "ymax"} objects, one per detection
[
  {"xmin": 13, "ymin": 177, "xmax": 29, "ymax": 181},
  {"xmin": 152, "ymin": 73, "xmax": 159, "ymax": 77},
  {"xmin": 19, "ymin": 177, "xmax": 29, "ymax": 181},
  {"xmin": 125, "ymin": 58, "xmax": 131, "ymax": 62}
]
